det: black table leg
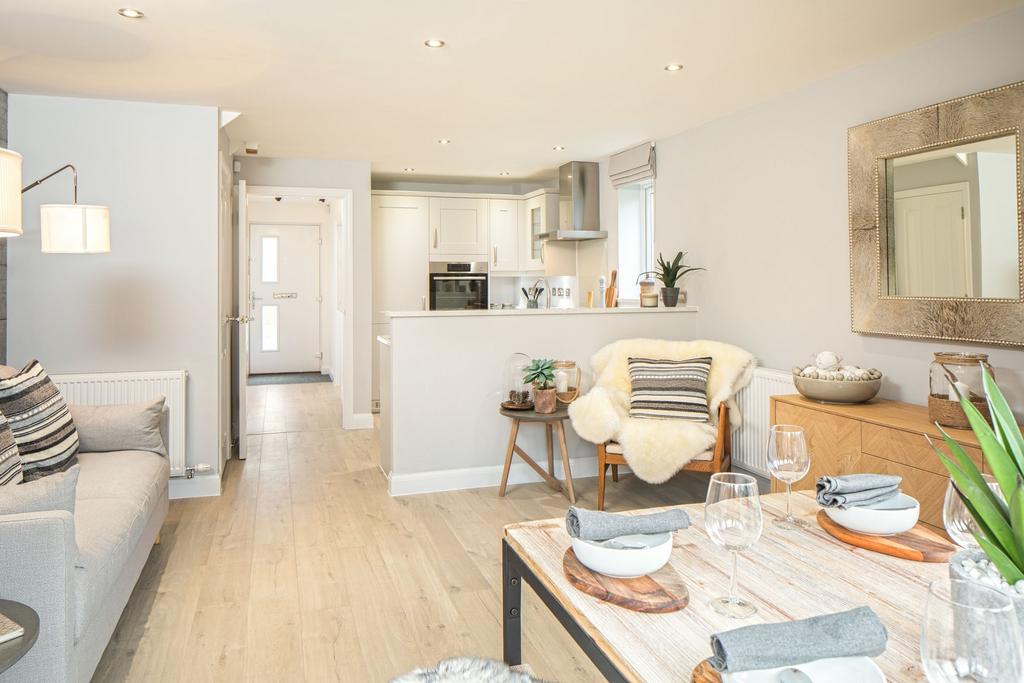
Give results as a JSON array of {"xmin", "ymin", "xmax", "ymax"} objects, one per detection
[{"xmin": 503, "ymin": 538, "xmax": 523, "ymax": 666}]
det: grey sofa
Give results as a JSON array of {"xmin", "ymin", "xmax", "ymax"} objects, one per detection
[{"xmin": 0, "ymin": 446, "xmax": 169, "ymax": 682}]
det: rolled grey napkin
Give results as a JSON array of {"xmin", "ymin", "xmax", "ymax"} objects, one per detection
[
  {"xmin": 816, "ymin": 473, "xmax": 901, "ymax": 509},
  {"xmin": 565, "ymin": 506, "xmax": 690, "ymax": 541},
  {"xmin": 709, "ymin": 606, "xmax": 888, "ymax": 673}
]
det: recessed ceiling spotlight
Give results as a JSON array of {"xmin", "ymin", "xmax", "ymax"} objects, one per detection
[
  {"xmin": 437, "ymin": 138, "xmax": 451, "ymax": 145},
  {"xmin": 403, "ymin": 167, "xmax": 415, "ymax": 172},
  {"xmin": 498, "ymin": 171, "xmax": 511, "ymax": 176},
  {"xmin": 664, "ymin": 63, "xmax": 684, "ymax": 72},
  {"xmin": 424, "ymin": 39, "xmax": 446, "ymax": 48},
  {"xmin": 552, "ymin": 145, "xmax": 565, "ymax": 151},
  {"xmin": 117, "ymin": 7, "xmax": 145, "ymax": 18}
]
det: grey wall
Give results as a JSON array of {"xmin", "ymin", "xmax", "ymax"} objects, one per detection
[
  {"xmin": 0, "ymin": 87, "xmax": 7, "ymax": 363},
  {"xmin": 235, "ymin": 156, "xmax": 373, "ymax": 417},
  {"xmin": 649, "ymin": 6, "xmax": 1024, "ymax": 414},
  {"xmin": 9, "ymin": 94, "xmax": 222, "ymax": 472}
]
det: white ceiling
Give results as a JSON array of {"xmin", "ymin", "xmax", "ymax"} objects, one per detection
[{"xmin": 0, "ymin": 0, "xmax": 1019, "ymax": 182}]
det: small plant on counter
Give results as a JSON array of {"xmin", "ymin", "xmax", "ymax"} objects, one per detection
[
  {"xmin": 523, "ymin": 358, "xmax": 556, "ymax": 389},
  {"xmin": 931, "ymin": 364, "xmax": 1024, "ymax": 584},
  {"xmin": 639, "ymin": 251, "xmax": 705, "ymax": 307},
  {"xmin": 524, "ymin": 358, "xmax": 558, "ymax": 414}
]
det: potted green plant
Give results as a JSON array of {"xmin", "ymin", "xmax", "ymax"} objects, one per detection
[
  {"xmin": 523, "ymin": 358, "xmax": 557, "ymax": 414},
  {"xmin": 639, "ymin": 251, "xmax": 705, "ymax": 307},
  {"xmin": 931, "ymin": 364, "xmax": 1024, "ymax": 622}
]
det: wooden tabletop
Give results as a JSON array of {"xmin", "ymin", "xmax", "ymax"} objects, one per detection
[
  {"xmin": 500, "ymin": 405, "xmax": 569, "ymax": 421},
  {"xmin": 503, "ymin": 491, "xmax": 942, "ymax": 683}
]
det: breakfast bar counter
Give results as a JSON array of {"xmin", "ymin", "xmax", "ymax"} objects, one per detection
[{"xmin": 378, "ymin": 306, "xmax": 699, "ymax": 496}]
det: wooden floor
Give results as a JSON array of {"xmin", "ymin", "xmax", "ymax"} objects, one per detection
[{"xmin": 93, "ymin": 382, "xmax": 724, "ymax": 682}]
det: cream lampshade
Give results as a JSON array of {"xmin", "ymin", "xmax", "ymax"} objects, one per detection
[
  {"xmin": 40, "ymin": 204, "xmax": 110, "ymax": 253},
  {"xmin": 0, "ymin": 148, "xmax": 23, "ymax": 236}
]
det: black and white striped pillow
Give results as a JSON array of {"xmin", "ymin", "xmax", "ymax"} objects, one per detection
[
  {"xmin": 0, "ymin": 412, "xmax": 21, "ymax": 486},
  {"xmin": 0, "ymin": 361, "xmax": 79, "ymax": 481},
  {"xmin": 628, "ymin": 356, "xmax": 712, "ymax": 421}
]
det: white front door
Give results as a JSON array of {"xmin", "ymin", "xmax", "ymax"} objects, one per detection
[{"xmin": 249, "ymin": 223, "xmax": 321, "ymax": 374}]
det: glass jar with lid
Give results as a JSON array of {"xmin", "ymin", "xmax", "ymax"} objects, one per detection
[
  {"xmin": 504, "ymin": 352, "xmax": 533, "ymax": 407},
  {"xmin": 928, "ymin": 352, "xmax": 993, "ymax": 429}
]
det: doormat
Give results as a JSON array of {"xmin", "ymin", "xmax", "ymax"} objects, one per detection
[{"xmin": 247, "ymin": 372, "xmax": 332, "ymax": 386}]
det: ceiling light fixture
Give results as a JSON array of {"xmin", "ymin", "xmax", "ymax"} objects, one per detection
[
  {"xmin": 437, "ymin": 138, "xmax": 451, "ymax": 145},
  {"xmin": 424, "ymin": 39, "xmax": 446, "ymax": 48},
  {"xmin": 117, "ymin": 8, "xmax": 145, "ymax": 18},
  {"xmin": 552, "ymin": 145, "xmax": 565, "ymax": 151},
  {"xmin": 664, "ymin": 63, "xmax": 684, "ymax": 72},
  {"xmin": 498, "ymin": 172, "xmax": 510, "ymax": 176},
  {"xmin": 403, "ymin": 167, "xmax": 415, "ymax": 172}
]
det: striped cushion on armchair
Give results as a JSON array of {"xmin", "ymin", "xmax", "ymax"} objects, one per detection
[{"xmin": 627, "ymin": 356, "xmax": 712, "ymax": 421}]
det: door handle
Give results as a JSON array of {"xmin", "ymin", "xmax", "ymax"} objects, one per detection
[
  {"xmin": 225, "ymin": 315, "xmax": 254, "ymax": 324},
  {"xmin": 433, "ymin": 229, "xmax": 438, "ymax": 249}
]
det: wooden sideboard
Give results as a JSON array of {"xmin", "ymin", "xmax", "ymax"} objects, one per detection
[{"xmin": 769, "ymin": 394, "xmax": 989, "ymax": 531}]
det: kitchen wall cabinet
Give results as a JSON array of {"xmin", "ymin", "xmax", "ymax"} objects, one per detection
[
  {"xmin": 372, "ymin": 195, "xmax": 429, "ymax": 322},
  {"xmin": 429, "ymin": 197, "xmax": 488, "ymax": 258},
  {"xmin": 522, "ymin": 192, "xmax": 558, "ymax": 272},
  {"xmin": 489, "ymin": 199, "xmax": 519, "ymax": 272}
]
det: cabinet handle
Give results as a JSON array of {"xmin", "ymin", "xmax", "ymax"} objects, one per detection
[
  {"xmin": 433, "ymin": 229, "xmax": 438, "ymax": 249},
  {"xmin": 540, "ymin": 241, "xmax": 545, "ymax": 264},
  {"xmin": 493, "ymin": 246, "xmax": 498, "ymax": 266}
]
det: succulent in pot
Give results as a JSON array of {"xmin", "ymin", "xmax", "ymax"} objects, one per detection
[
  {"xmin": 930, "ymin": 364, "xmax": 1024, "ymax": 622},
  {"xmin": 639, "ymin": 251, "xmax": 704, "ymax": 308},
  {"xmin": 523, "ymin": 358, "xmax": 558, "ymax": 414}
]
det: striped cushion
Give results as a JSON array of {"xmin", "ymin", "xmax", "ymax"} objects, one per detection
[
  {"xmin": 0, "ymin": 361, "xmax": 80, "ymax": 481},
  {"xmin": 0, "ymin": 412, "xmax": 21, "ymax": 486},
  {"xmin": 628, "ymin": 356, "xmax": 712, "ymax": 421}
]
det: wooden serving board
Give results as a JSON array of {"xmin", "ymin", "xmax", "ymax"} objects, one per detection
[
  {"xmin": 816, "ymin": 510, "xmax": 955, "ymax": 563},
  {"xmin": 562, "ymin": 548, "xmax": 688, "ymax": 613},
  {"xmin": 691, "ymin": 660, "xmax": 721, "ymax": 683}
]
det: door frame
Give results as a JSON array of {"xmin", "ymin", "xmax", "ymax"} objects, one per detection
[
  {"xmin": 248, "ymin": 221, "xmax": 323, "ymax": 374},
  {"xmin": 236, "ymin": 184, "xmax": 357, "ymax": 440}
]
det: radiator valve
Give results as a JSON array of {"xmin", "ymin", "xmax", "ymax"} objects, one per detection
[{"xmin": 184, "ymin": 463, "xmax": 213, "ymax": 479}]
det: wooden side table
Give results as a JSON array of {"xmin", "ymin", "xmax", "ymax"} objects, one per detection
[
  {"xmin": 0, "ymin": 599, "xmax": 39, "ymax": 674},
  {"xmin": 498, "ymin": 405, "xmax": 575, "ymax": 504}
]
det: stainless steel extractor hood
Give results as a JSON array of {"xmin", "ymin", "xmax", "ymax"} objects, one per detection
[{"xmin": 538, "ymin": 161, "xmax": 607, "ymax": 241}]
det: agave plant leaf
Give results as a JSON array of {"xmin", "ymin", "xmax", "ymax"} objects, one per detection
[
  {"xmin": 975, "ymin": 530, "xmax": 1024, "ymax": 584},
  {"xmin": 982, "ymin": 366, "xmax": 1024, "ymax": 478},
  {"xmin": 938, "ymin": 452, "xmax": 1022, "ymax": 566},
  {"xmin": 932, "ymin": 429, "xmax": 1007, "ymax": 517},
  {"xmin": 1011, "ymin": 482, "xmax": 1024, "ymax": 570},
  {"xmin": 959, "ymin": 390, "xmax": 1021, "ymax": 506}
]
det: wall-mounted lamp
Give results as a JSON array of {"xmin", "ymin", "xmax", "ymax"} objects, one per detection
[{"xmin": 0, "ymin": 147, "xmax": 111, "ymax": 253}]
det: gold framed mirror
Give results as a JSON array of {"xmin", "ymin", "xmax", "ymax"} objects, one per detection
[{"xmin": 849, "ymin": 81, "xmax": 1024, "ymax": 347}]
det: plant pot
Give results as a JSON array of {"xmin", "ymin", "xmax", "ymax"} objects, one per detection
[
  {"xmin": 533, "ymin": 387, "xmax": 557, "ymax": 414},
  {"xmin": 660, "ymin": 287, "xmax": 680, "ymax": 308},
  {"xmin": 949, "ymin": 549, "xmax": 1024, "ymax": 626}
]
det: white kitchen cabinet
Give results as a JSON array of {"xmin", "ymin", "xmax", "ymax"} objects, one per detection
[
  {"xmin": 372, "ymin": 194, "xmax": 429, "ymax": 324},
  {"xmin": 521, "ymin": 191, "xmax": 558, "ymax": 272},
  {"xmin": 488, "ymin": 199, "xmax": 519, "ymax": 272},
  {"xmin": 429, "ymin": 197, "xmax": 488, "ymax": 258}
]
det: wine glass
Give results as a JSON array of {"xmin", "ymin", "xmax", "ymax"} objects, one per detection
[
  {"xmin": 704, "ymin": 472, "xmax": 763, "ymax": 618},
  {"xmin": 766, "ymin": 425, "xmax": 810, "ymax": 529},
  {"xmin": 921, "ymin": 578, "xmax": 1023, "ymax": 682},
  {"xmin": 943, "ymin": 474, "xmax": 1001, "ymax": 549}
]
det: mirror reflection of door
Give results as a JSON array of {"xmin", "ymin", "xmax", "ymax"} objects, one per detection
[
  {"xmin": 250, "ymin": 224, "xmax": 321, "ymax": 374},
  {"xmin": 893, "ymin": 183, "xmax": 972, "ymax": 297}
]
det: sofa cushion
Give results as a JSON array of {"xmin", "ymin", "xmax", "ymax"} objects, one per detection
[
  {"xmin": 0, "ymin": 412, "xmax": 22, "ymax": 486},
  {"xmin": 72, "ymin": 450, "xmax": 168, "ymax": 641},
  {"xmin": 70, "ymin": 398, "xmax": 167, "ymax": 456},
  {"xmin": 0, "ymin": 361, "xmax": 80, "ymax": 480},
  {"xmin": 0, "ymin": 464, "xmax": 80, "ymax": 514},
  {"xmin": 627, "ymin": 356, "xmax": 712, "ymax": 421}
]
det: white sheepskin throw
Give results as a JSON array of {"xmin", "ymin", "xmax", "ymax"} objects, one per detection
[{"xmin": 568, "ymin": 339, "xmax": 756, "ymax": 484}]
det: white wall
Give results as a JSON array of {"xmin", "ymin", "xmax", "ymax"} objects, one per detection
[
  {"xmin": 236, "ymin": 156, "xmax": 372, "ymax": 417},
  {"xmin": 976, "ymin": 151, "xmax": 1019, "ymax": 298},
  {"xmin": 647, "ymin": 6, "xmax": 1024, "ymax": 414},
  {"xmin": 8, "ymin": 94, "xmax": 223, "ymax": 475}
]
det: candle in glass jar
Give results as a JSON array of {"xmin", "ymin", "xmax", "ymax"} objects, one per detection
[{"xmin": 555, "ymin": 369, "xmax": 569, "ymax": 394}]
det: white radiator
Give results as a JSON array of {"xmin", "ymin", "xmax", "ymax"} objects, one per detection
[
  {"xmin": 52, "ymin": 370, "xmax": 188, "ymax": 478},
  {"xmin": 733, "ymin": 368, "xmax": 796, "ymax": 476}
]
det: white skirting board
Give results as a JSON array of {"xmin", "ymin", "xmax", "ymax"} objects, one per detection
[
  {"xmin": 732, "ymin": 367, "xmax": 796, "ymax": 477},
  {"xmin": 169, "ymin": 473, "xmax": 222, "ymax": 499},
  {"xmin": 388, "ymin": 456, "xmax": 622, "ymax": 497}
]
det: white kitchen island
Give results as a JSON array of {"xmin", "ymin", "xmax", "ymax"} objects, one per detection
[{"xmin": 378, "ymin": 306, "xmax": 699, "ymax": 496}]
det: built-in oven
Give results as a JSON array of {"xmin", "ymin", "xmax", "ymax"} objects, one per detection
[{"xmin": 429, "ymin": 262, "xmax": 488, "ymax": 311}]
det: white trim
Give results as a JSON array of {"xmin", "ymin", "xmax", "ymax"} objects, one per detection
[
  {"xmin": 343, "ymin": 412, "xmax": 374, "ymax": 430},
  {"xmin": 372, "ymin": 188, "xmax": 555, "ymax": 201},
  {"xmin": 169, "ymin": 473, "xmax": 222, "ymax": 499},
  {"xmin": 388, "ymin": 456, "xmax": 623, "ymax": 497}
]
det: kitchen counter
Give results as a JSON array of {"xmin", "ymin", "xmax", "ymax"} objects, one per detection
[{"xmin": 386, "ymin": 305, "xmax": 698, "ymax": 318}]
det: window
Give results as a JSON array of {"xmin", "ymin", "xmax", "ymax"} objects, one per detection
[
  {"xmin": 617, "ymin": 182, "xmax": 654, "ymax": 301},
  {"xmin": 261, "ymin": 304, "xmax": 279, "ymax": 352},
  {"xmin": 261, "ymin": 236, "xmax": 279, "ymax": 283}
]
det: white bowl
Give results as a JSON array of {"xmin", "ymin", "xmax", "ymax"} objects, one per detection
[
  {"xmin": 570, "ymin": 532, "xmax": 673, "ymax": 578},
  {"xmin": 824, "ymin": 493, "xmax": 920, "ymax": 536}
]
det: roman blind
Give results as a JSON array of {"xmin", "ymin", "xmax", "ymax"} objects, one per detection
[{"xmin": 608, "ymin": 142, "xmax": 656, "ymax": 187}]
